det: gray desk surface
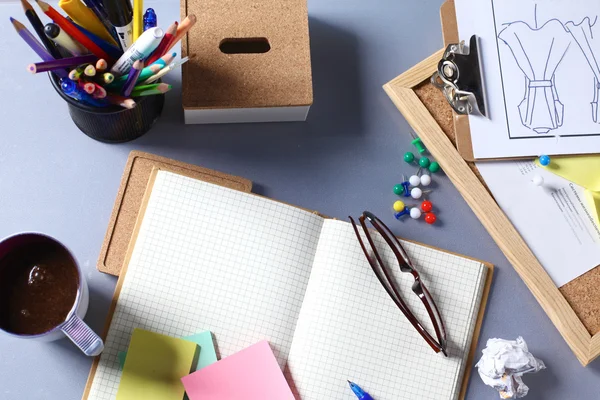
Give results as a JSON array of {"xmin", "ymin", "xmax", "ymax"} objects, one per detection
[{"xmin": 1, "ymin": 0, "xmax": 599, "ymax": 398}]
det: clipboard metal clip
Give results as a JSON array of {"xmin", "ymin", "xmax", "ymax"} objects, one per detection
[{"xmin": 431, "ymin": 35, "xmax": 487, "ymax": 118}]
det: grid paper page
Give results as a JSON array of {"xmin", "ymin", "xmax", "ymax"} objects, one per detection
[
  {"xmin": 286, "ymin": 220, "xmax": 487, "ymax": 400},
  {"xmin": 87, "ymin": 171, "xmax": 324, "ymax": 399}
]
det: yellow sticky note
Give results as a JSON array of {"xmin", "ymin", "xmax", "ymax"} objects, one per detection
[
  {"xmin": 116, "ymin": 329, "xmax": 198, "ymax": 400},
  {"xmin": 538, "ymin": 155, "xmax": 600, "ymax": 191}
]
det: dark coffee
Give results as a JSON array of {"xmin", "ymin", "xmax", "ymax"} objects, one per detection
[{"xmin": 0, "ymin": 238, "xmax": 79, "ymax": 335}]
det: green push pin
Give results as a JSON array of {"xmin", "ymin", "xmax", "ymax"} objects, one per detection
[
  {"xmin": 419, "ymin": 156, "xmax": 430, "ymax": 168},
  {"xmin": 429, "ymin": 161, "xmax": 440, "ymax": 173},
  {"xmin": 393, "ymin": 184, "xmax": 404, "ymax": 195},
  {"xmin": 403, "ymin": 151, "xmax": 415, "ymax": 164},
  {"xmin": 409, "ymin": 131, "xmax": 427, "ymax": 153}
]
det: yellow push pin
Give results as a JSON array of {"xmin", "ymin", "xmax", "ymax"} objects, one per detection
[{"xmin": 393, "ymin": 200, "xmax": 406, "ymax": 212}]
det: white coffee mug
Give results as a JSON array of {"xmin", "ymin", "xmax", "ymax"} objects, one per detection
[{"xmin": 0, "ymin": 232, "xmax": 103, "ymax": 356}]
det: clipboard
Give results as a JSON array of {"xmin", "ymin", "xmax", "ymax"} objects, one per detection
[{"xmin": 383, "ymin": 0, "xmax": 600, "ymax": 366}]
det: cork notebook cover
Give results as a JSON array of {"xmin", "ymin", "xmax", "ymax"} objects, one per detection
[
  {"xmin": 438, "ymin": 0, "xmax": 600, "ymax": 336},
  {"xmin": 97, "ymin": 151, "xmax": 252, "ymax": 276},
  {"xmin": 180, "ymin": 0, "xmax": 313, "ymax": 110}
]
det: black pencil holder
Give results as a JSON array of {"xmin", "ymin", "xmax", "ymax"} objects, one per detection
[{"xmin": 49, "ymin": 73, "xmax": 164, "ymax": 143}]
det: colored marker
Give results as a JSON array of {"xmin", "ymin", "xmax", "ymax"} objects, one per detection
[
  {"xmin": 146, "ymin": 21, "xmax": 176, "ymax": 65},
  {"xmin": 35, "ymin": 0, "xmax": 113, "ymax": 62},
  {"xmin": 20, "ymin": 0, "xmax": 61, "ymax": 59},
  {"xmin": 111, "ymin": 27, "xmax": 164, "ymax": 76},
  {"xmin": 121, "ymin": 60, "xmax": 144, "ymax": 97},
  {"xmin": 143, "ymin": 8, "xmax": 157, "ymax": 31},
  {"xmin": 348, "ymin": 381, "xmax": 374, "ymax": 400},
  {"xmin": 104, "ymin": 0, "xmax": 133, "ymax": 50},
  {"xmin": 27, "ymin": 54, "xmax": 97, "ymax": 73},
  {"xmin": 44, "ymin": 23, "xmax": 87, "ymax": 56},
  {"xmin": 130, "ymin": 82, "xmax": 171, "ymax": 97}
]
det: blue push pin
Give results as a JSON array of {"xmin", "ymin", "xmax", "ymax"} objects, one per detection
[
  {"xmin": 400, "ymin": 175, "xmax": 411, "ymax": 198},
  {"xmin": 539, "ymin": 155, "xmax": 551, "ymax": 167}
]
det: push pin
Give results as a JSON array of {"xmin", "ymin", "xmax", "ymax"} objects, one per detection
[
  {"xmin": 532, "ymin": 175, "xmax": 544, "ymax": 186},
  {"xmin": 410, "ymin": 187, "xmax": 431, "ymax": 199},
  {"xmin": 428, "ymin": 161, "xmax": 441, "ymax": 173},
  {"xmin": 410, "ymin": 131, "xmax": 427, "ymax": 154},
  {"xmin": 420, "ymin": 174, "xmax": 432, "ymax": 186},
  {"xmin": 421, "ymin": 200, "xmax": 433, "ymax": 213},
  {"xmin": 409, "ymin": 207, "xmax": 422, "ymax": 219},
  {"xmin": 424, "ymin": 212, "xmax": 437, "ymax": 225},
  {"xmin": 539, "ymin": 155, "xmax": 551, "ymax": 167},
  {"xmin": 393, "ymin": 200, "xmax": 410, "ymax": 219},
  {"xmin": 409, "ymin": 173, "xmax": 421, "ymax": 187},
  {"xmin": 393, "ymin": 183, "xmax": 404, "ymax": 195},
  {"xmin": 419, "ymin": 156, "xmax": 431, "ymax": 169},
  {"xmin": 404, "ymin": 151, "xmax": 415, "ymax": 164}
]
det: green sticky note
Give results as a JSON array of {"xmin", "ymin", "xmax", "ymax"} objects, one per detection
[
  {"xmin": 118, "ymin": 330, "xmax": 217, "ymax": 372},
  {"xmin": 183, "ymin": 331, "xmax": 217, "ymax": 370},
  {"xmin": 116, "ymin": 329, "xmax": 198, "ymax": 400}
]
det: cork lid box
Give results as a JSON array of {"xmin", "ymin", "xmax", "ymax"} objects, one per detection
[{"xmin": 181, "ymin": 0, "xmax": 313, "ymax": 124}]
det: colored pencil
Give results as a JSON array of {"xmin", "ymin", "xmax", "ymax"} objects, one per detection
[
  {"xmin": 121, "ymin": 60, "xmax": 143, "ymax": 97},
  {"xmin": 145, "ymin": 21, "xmax": 176, "ymax": 65},
  {"xmin": 68, "ymin": 66, "xmax": 84, "ymax": 80},
  {"xmin": 78, "ymin": 80, "xmax": 96, "ymax": 94},
  {"xmin": 143, "ymin": 56, "xmax": 189, "ymax": 84},
  {"xmin": 107, "ymin": 63, "xmax": 160, "ymax": 90},
  {"xmin": 70, "ymin": 22, "xmax": 122, "ymax": 61},
  {"xmin": 164, "ymin": 14, "xmax": 196, "ymax": 54},
  {"xmin": 20, "ymin": 0, "xmax": 61, "ymax": 59},
  {"xmin": 58, "ymin": 0, "xmax": 116, "ymax": 45},
  {"xmin": 34, "ymin": 0, "xmax": 113, "ymax": 62},
  {"xmin": 133, "ymin": 0, "xmax": 143, "ymax": 41},
  {"xmin": 84, "ymin": 64, "xmax": 96, "ymax": 76},
  {"xmin": 106, "ymin": 94, "xmax": 136, "ymax": 109},
  {"xmin": 96, "ymin": 59, "xmax": 107, "ymax": 71},
  {"xmin": 28, "ymin": 54, "xmax": 97, "ymax": 73},
  {"xmin": 151, "ymin": 52, "xmax": 176, "ymax": 68},
  {"xmin": 100, "ymin": 72, "xmax": 114, "ymax": 84},
  {"xmin": 91, "ymin": 82, "xmax": 107, "ymax": 98},
  {"xmin": 130, "ymin": 82, "xmax": 171, "ymax": 97}
]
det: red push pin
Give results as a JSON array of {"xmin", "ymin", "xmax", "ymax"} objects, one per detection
[
  {"xmin": 421, "ymin": 200, "xmax": 433, "ymax": 213},
  {"xmin": 424, "ymin": 212, "xmax": 437, "ymax": 225}
]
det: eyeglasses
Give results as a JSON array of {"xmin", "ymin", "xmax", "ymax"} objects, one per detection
[{"xmin": 349, "ymin": 211, "xmax": 447, "ymax": 356}]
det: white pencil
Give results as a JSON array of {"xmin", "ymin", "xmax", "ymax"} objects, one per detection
[{"xmin": 142, "ymin": 56, "xmax": 189, "ymax": 84}]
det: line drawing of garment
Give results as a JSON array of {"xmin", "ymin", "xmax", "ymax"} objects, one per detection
[
  {"xmin": 565, "ymin": 17, "xmax": 600, "ymax": 123},
  {"xmin": 498, "ymin": 20, "xmax": 572, "ymax": 134}
]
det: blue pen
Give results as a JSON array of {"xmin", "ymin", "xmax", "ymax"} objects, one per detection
[
  {"xmin": 70, "ymin": 22, "xmax": 123, "ymax": 61},
  {"xmin": 348, "ymin": 381, "xmax": 374, "ymax": 400},
  {"xmin": 143, "ymin": 8, "xmax": 157, "ymax": 31},
  {"xmin": 60, "ymin": 78, "xmax": 108, "ymax": 108}
]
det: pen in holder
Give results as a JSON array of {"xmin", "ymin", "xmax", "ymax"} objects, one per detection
[{"xmin": 49, "ymin": 73, "xmax": 164, "ymax": 143}]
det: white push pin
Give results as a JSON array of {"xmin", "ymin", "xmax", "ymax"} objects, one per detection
[
  {"xmin": 532, "ymin": 175, "xmax": 544, "ymax": 186},
  {"xmin": 409, "ymin": 174, "xmax": 421, "ymax": 187},
  {"xmin": 409, "ymin": 207, "xmax": 422, "ymax": 219},
  {"xmin": 410, "ymin": 187, "xmax": 432, "ymax": 199},
  {"xmin": 420, "ymin": 174, "xmax": 432, "ymax": 187}
]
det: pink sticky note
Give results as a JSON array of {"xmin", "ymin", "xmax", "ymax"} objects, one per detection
[{"xmin": 181, "ymin": 341, "xmax": 294, "ymax": 400}]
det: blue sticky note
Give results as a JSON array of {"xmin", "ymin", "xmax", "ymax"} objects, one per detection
[{"xmin": 118, "ymin": 330, "xmax": 217, "ymax": 371}]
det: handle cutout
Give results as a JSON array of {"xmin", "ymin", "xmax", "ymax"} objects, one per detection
[{"xmin": 219, "ymin": 38, "xmax": 271, "ymax": 54}]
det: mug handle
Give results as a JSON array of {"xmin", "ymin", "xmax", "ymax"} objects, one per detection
[{"xmin": 61, "ymin": 314, "xmax": 104, "ymax": 356}]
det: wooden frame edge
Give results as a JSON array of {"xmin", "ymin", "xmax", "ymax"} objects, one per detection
[{"xmin": 383, "ymin": 51, "xmax": 597, "ymax": 366}]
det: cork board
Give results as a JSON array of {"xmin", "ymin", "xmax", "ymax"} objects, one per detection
[
  {"xmin": 181, "ymin": 0, "xmax": 313, "ymax": 109},
  {"xmin": 436, "ymin": 0, "xmax": 600, "ymax": 336},
  {"xmin": 97, "ymin": 151, "xmax": 252, "ymax": 276}
]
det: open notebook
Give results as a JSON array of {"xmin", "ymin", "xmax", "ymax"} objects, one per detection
[{"xmin": 84, "ymin": 170, "xmax": 491, "ymax": 400}]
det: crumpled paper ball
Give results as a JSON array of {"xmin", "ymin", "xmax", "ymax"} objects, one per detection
[{"xmin": 475, "ymin": 337, "xmax": 545, "ymax": 399}]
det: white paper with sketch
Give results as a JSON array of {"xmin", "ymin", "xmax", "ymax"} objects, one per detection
[
  {"xmin": 455, "ymin": 0, "xmax": 600, "ymax": 158},
  {"xmin": 477, "ymin": 160, "xmax": 600, "ymax": 286},
  {"xmin": 86, "ymin": 171, "xmax": 488, "ymax": 400}
]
